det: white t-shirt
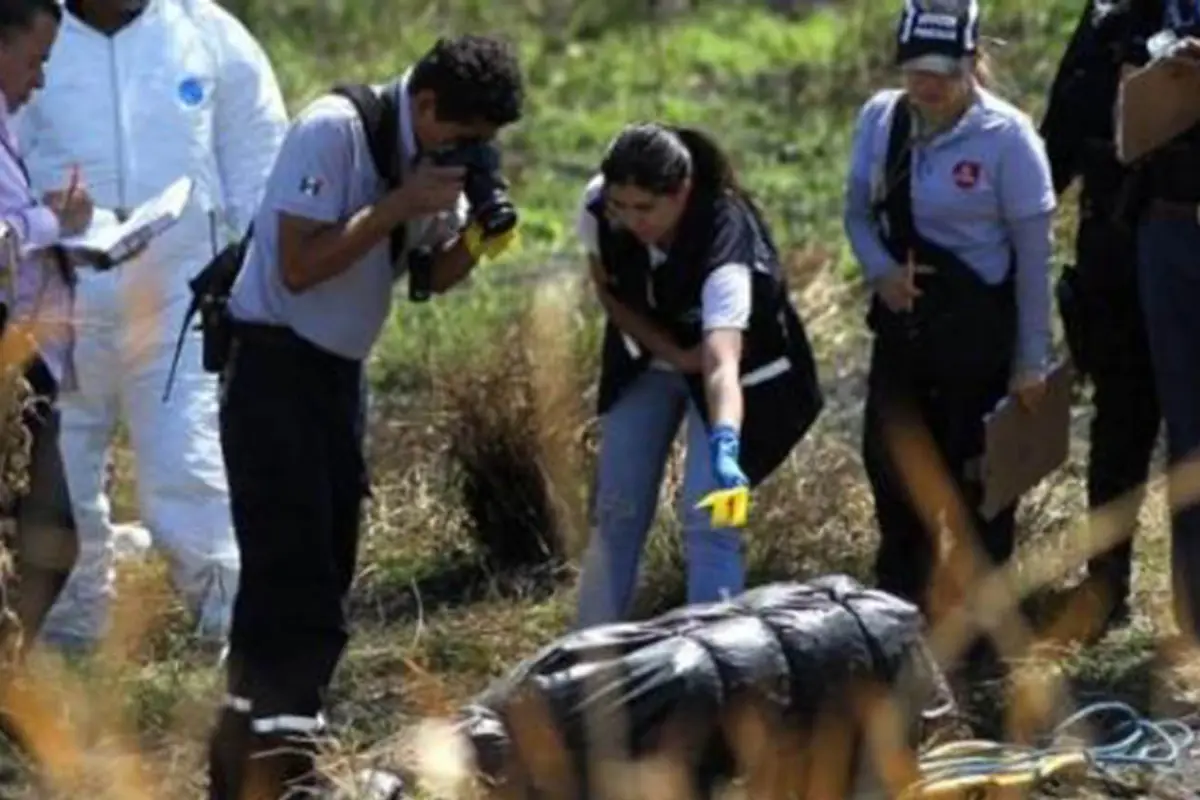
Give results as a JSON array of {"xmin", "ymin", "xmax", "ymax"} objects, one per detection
[{"xmin": 575, "ymin": 175, "xmax": 752, "ymax": 370}]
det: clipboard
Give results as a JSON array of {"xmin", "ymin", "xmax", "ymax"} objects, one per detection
[
  {"xmin": 1115, "ymin": 56, "xmax": 1200, "ymax": 165},
  {"xmin": 978, "ymin": 360, "xmax": 1073, "ymax": 521}
]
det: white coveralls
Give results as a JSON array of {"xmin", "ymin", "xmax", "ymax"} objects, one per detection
[{"xmin": 18, "ymin": 0, "xmax": 289, "ymax": 647}]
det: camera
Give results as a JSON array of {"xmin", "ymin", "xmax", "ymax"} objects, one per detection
[
  {"xmin": 408, "ymin": 143, "xmax": 518, "ymax": 304},
  {"xmin": 429, "ymin": 141, "xmax": 518, "ymax": 237}
]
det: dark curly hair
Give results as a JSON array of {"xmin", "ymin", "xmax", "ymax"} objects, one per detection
[
  {"xmin": 0, "ymin": 0, "xmax": 60, "ymax": 42},
  {"xmin": 409, "ymin": 34, "xmax": 524, "ymax": 127}
]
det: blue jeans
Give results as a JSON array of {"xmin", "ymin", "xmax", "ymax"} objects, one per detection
[
  {"xmin": 575, "ymin": 368, "xmax": 744, "ymax": 627},
  {"xmin": 1138, "ymin": 216, "xmax": 1200, "ymax": 637}
]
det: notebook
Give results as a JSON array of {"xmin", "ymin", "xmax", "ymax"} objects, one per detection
[{"xmin": 60, "ymin": 176, "xmax": 193, "ymax": 269}]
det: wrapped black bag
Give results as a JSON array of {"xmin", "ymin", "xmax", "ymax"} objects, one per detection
[{"xmin": 452, "ymin": 575, "xmax": 955, "ymax": 799}]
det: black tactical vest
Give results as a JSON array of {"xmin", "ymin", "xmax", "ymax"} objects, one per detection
[{"xmin": 589, "ymin": 189, "xmax": 823, "ymax": 486}]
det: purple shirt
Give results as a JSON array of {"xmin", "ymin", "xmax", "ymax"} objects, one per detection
[{"xmin": 0, "ymin": 95, "xmax": 73, "ymax": 385}]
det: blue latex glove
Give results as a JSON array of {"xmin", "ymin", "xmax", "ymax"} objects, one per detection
[{"xmin": 709, "ymin": 423, "xmax": 749, "ymax": 489}]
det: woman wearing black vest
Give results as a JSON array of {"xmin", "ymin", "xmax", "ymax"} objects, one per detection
[
  {"xmin": 574, "ymin": 123, "xmax": 822, "ymax": 627},
  {"xmin": 844, "ymin": 0, "xmax": 1056, "ymax": 648}
]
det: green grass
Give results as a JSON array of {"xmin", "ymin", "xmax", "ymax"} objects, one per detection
[
  {"xmin": 4, "ymin": 1, "xmax": 1195, "ymax": 797},
  {"xmin": 353, "ymin": 0, "xmax": 1087, "ymax": 381}
]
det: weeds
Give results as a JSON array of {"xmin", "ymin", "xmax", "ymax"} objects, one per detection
[
  {"xmin": 434, "ymin": 322, "xmax": 569, "ymax": 573},
  {"xmin": 0, "ymin": 1, "xmax": 1189, "ymax": 797}
]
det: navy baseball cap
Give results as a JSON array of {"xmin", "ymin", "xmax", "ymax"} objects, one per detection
[{"xmin": 895, "ymin": 0, "xmax": 980, "ymax": 74}]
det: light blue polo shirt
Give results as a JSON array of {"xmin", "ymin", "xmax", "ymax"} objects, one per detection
[
  {"xmin": 843, "ymin": 87, "xmax": 1056, "ymax": 374},
  {"xmin": 228, "ymin": 72, "xmax": 467, "ymax": 361}
]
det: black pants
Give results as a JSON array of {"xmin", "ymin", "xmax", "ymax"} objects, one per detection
[
  {"xmin": 1072, "ymin": 220, "xmax": 1161, "ymax": 605},
  {"xmin": 0, "ymin": 357, "xmax": 78, "ymax": 758},
  {"xmin": 207, "ymin": 323, "xmax": 367, "ymax": 800},
  {"xmin": 862, "ymin": 333, "xmax": 1014, "ymax": 632},
  {"xmin": 4, "ymin": 357, "xmax": 78, "ymax": 655}
]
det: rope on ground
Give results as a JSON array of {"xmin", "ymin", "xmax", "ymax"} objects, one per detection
[{"xmin": 899, "ymin": 701, "xmax": 1197, "ymax": 799}]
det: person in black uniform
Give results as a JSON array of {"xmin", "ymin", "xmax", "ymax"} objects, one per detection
[
  {"xmin": 1040, "ymin": 0, "xmax": 1165, "ymax": 633},
  {"xmin": 206, "ymin": 35, "xmax": 524, "ymax": 799},
  {"xmin": 1109, "ymin": 0, "xmax": 1200, "ymax": 648},
  {"xmin": 573, "ymin": 123, "xmax": 823, "ymax": 626}
]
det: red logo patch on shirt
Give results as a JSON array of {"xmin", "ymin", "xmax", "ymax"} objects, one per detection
[{"xmin": 952, "ymin": 160, "xmax": 981, "ymax": 189}]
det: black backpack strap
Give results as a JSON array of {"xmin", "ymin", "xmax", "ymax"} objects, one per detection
[
  {"xmin": 330, "ymin": 81, "xmax": 407, "ymax": 262},
  {"xmin": 869, "ymin": 94, "xmax": 1017, "ymax": 384},
  {"xmin": 879, "ymin": 93, "xmax": 916, "ymax": 261},
  {"xmin": 876, "ymin": 94, "xmax": 1013, "ymax": 287}
]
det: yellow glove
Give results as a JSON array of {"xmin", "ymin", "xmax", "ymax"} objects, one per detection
[
  {"xmin": 695, "ymin": 487, "xmax": 750, "ymax": 528},
  {"xmin": 463, "ymin": 221, "xmax": 519, "ymax": 262}
]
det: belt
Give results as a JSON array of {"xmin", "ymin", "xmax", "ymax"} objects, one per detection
[
  {"xmin": 231, "ymin": 319, "xmax": 296, "ymax": 345},
  {"xmin": 231, "ymin": 319, "xmax": 362, "ymax": 371},
  {"xmin": 1143, "ymin": 198, "xmax": 1200, "ymax": 224}
]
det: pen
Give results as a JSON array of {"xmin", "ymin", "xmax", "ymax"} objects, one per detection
[
  {"xmin": 58, "ymin": 163, "xmax": 80, "ymax": 212},
  {"xmin": 66, "ymin": 163, "xmax": 80, "ymax": 201}
]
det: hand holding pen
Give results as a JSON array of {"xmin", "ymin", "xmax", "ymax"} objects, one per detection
[{"xmin": 43, "ymin": 163, "xmax": 94, "ymax": 236}]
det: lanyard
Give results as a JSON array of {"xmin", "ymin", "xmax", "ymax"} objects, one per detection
[
  {"xmin": 0, "ymin": 127, "xmax": 76, "ymax": 290},
  {"xmin": 0, "ymin": 135, "xmax": 22, "ymax": 314},
  {"xmin": 0, "ymin": 131, "xmax": 33, "ymax": 201}
]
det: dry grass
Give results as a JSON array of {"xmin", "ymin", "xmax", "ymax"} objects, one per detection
[
  {"xmin": 0, "ymin": 249, "xmax": 1193, "ymax": 798},
  {"xmin": 337, "ymin": 260, "xmax": 1197, "ymax": 798},
  {"xmin": 0, "ymin": 2, "xmax": 1194, "ymax": 793}
]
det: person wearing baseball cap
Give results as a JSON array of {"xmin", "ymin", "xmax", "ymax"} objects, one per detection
[{"xmin": 843, "ymin": 0, "xmax": 1056, "ymax": 673}]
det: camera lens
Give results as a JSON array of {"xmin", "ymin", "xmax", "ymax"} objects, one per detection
[
  {"xmin": 431, "ymin": 144, "xmax": 518, "ymax": 237},
  {"xmin": 465, "ymin": 172, "xmax": 518, "ymax": 236}
]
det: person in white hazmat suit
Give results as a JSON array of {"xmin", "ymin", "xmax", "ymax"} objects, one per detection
[{"xmin": 17, "ymin": 0, "xmax": 288, "ymax": 650}]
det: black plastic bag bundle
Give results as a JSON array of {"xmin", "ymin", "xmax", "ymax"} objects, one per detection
[{"xmin": 453, "ymin": 575, "xmax": 954, "ymax": 798}]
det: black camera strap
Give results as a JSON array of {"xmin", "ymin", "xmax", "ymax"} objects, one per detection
[{"xmin": 331, "ymin": 80, "xmax": 407, "ymax": 263}]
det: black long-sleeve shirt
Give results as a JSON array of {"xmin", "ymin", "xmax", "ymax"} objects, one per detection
[{"xmin": 1039, "ymin": 1, "xmax": 1163, "ymax": 199}]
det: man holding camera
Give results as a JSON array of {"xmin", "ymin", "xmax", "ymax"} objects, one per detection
[{"xmin": 206, "ymin": 34, "xmax": 523, "ymax": 799}]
